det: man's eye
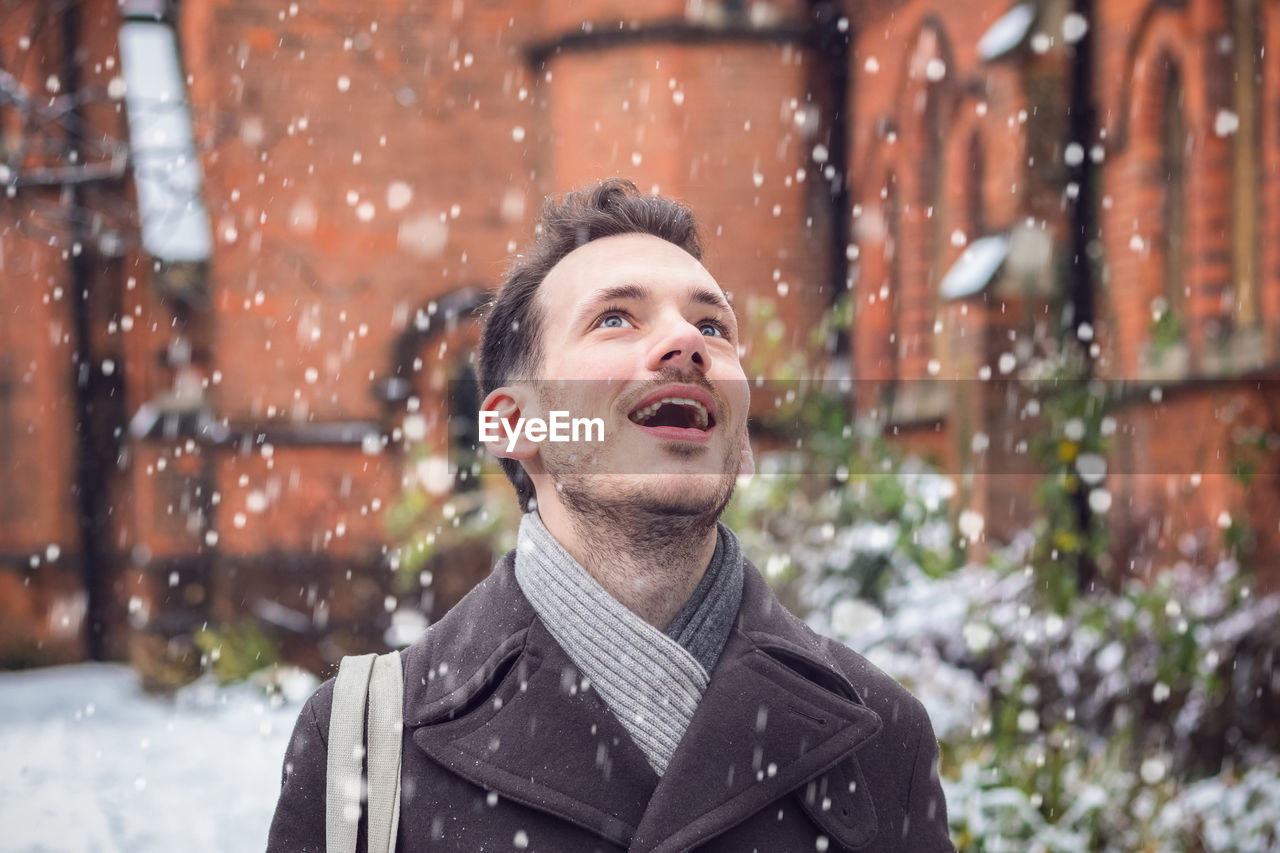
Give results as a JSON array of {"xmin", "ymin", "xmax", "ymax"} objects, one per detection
[
  {"xmin": 600, "ymin": 314, "xmax": 632, "ymax": 329},
  {"xmin": 699, "ymin": 322, "xmax": 726, "ymax": 337}
]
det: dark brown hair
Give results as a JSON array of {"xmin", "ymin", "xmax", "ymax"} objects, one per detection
[{"xmin": 478, "ymin": 178, "xmax": 703, "ymax": 511}]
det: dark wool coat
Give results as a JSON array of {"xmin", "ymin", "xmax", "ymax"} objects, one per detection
[{"xmin": 267, "ymin": 551, "xmax": 956, "ymax": 852}]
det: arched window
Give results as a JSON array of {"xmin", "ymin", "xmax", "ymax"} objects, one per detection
[
  {"xmin": 921, "ymin": 78, "xmax": 945, "ymax": 263},
  {"xmin": 853, "ymin": 169, "xmax": 902, "ymax": 390},
  {"xmin": 885, "ymin": 177, "xmax": 904, "ymax": 384},
  {"xmin": 903, "ymin": 23, "xmax": 953, "ymax": 381},
  {"xmin": 967, "ymin": 130, "xmax": 986, "ymax": 239}
]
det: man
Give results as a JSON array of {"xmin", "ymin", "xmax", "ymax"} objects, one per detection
[{"xmin": 268, "ymin": 179, "xmax": 955, "ymax": 851}]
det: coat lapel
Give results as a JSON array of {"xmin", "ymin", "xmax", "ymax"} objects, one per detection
[
  {"xmin": 408, "ymin": 613, "xmax": 659, "ymax": 847},
  {"xmin": 402, "ymin": 550, "xmax": 883, "ymax": 852},
  {"xmin": 629, "ymin": 618, "xmax": 882, "ymax": 852}
]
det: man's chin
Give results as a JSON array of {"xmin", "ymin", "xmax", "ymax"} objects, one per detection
[
  {"xmin": 614, "ymin": 472, "xmax": 737, "ymax": 518},
  {"xmin": 553, "ymin": 470, "xmax": 737, "ymax": 519}
]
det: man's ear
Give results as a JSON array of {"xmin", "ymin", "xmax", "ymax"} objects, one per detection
[
  {"xmin": 479, "ymin": 386, "xmax": 539, "ymax": 461},
  {"xmin": 739, "ymin": 425, "xmax": 755, "ymax": 477}
]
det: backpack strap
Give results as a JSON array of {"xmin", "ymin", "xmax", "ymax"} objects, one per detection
[
  {"xmin": 365, "ymin": 651, "xmax": 403, "ymax": 853},
  {"xmin": 326, "ymin": 653, "xmax": 376, "ymax": 853},
  {"xmin": 325, "ymin": 652, "xmax": 405, "ymax": 853}
]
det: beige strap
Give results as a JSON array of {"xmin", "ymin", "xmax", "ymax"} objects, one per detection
[
  {"xmin": 365, "ymin": 652, "xmax": 403, "ymax": 853},
  {"xmin": 326, "ymin": 653, "xmax": 375, "ymax": 853}
]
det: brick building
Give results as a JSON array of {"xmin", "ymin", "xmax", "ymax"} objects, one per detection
[
  {"xmin": 1, "ymin": 0, "xmax": 1276, "ymax": 672},
  {"xmin": 847, "ymin": 0, "xmax": 1280, "ymax": 576}
]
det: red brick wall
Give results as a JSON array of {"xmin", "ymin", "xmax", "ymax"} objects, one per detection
[
  {"xmin": 3, "ymin": 0, "xmax": 1278, "ymax": 671},
  {"xmin": 1264, "ymin": 2, "xmax": 1280, "ymax": 358},
  {"xmin": 847, "ymin": 0, "xmax": 1279, "ymax": 579},
  {"xmin": 1109, "ymin": 386, "xmax": 1280, "ymax": 579},
  {"xmin": 847, "ymin": 0, "xmax": 1047, "ymax": 551},
  {"xmin": 1092, "ymin": 0, "xmax": 1279, "ymax": 581},
  {"xmin": 182, "ymin": 0, "xmax": 539, "ymax": 424},
  {"xmin": 1097, "ymin": 2, "xmax": 1215, "ymax": 375},
  {"xmin": 541, "ymin": 36, "xmax": 833, "ymax": 364},
  {"xmin": 0, "ymin": 0, "xmax": 138, "ymax": 663},
  {"xmin": 849, "ymin": 2, "xmax": 1033, "ymax": 388},
  {"xmin": 120, "ymin": 0, "xmax": 843, "ymax": 672}
]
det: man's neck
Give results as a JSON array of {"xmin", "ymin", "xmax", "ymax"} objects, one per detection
[{"xmin": 534, "ymin": 498, "xmax": 718, "ymax": 630}]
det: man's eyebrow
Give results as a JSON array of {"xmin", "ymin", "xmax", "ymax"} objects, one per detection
[
  {"xmin": 574, "ymin": 283, "xmax": 734, "ymax": 325},
  {"xmin": 689, "ymin": 286, "xmax": 732, "ymax": 312},
  {"xmin": 571, "ymin": 284, "xmax": 648, "ymax": 327},
  {"xmin": 586, "ymin": 283, "xmax": 648, "ymax": 308}
]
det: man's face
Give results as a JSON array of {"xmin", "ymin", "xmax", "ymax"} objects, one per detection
[{"xmin": 522, "ymin": 233, "xmax": 752, "ymax": 518}]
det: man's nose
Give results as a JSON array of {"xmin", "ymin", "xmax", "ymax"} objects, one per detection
[{"xmin": 646, "ymin": 316, "xmax": 710, "ymax": 373}]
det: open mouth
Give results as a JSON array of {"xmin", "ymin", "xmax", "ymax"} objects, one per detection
[{"xmin": 628, "ymin": 396, "xmax": 716, "ymax": 432}]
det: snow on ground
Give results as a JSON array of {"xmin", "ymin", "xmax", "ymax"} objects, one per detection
[{"xmin": 0, "ymin": 663, "xmax": 314, "ymax": 853}]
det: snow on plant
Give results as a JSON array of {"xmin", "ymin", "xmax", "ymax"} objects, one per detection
[
  {"xmin": 729, "ymin": 431, "xmax": 1280, "ymax": 851},
  {"xmin": 1154, "ymin": 760, "xmax": 1280, "ymax": 851}
]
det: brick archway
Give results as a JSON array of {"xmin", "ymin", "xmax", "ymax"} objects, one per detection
[
  {"xmin": 853, "ymin": 163, "xmax": 902, "ymax": 389},
  {"xmin": 889, "ymin": 19, "xmax": 958, "ymax": 383},
  {"xmin": 1105, "ymin": 7, "xmax": 1208, "ymax": 375}
]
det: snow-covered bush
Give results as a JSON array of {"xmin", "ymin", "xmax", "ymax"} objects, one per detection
[
  {"xmin": 1155, "ymin": 760, "xmax": 1280, "ymax": 851},
  {"xmin": 729, "ymin": 440, "xmax": 1280, "ymax": 851}
]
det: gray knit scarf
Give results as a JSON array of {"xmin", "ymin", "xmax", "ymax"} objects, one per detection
[
  {"xmin": 661, "ymin": 523, "xmax": 743, "ymax": 673},
  {"xmin": 514, "ymin": 511, "xmax": 744, "ymax": 775}
]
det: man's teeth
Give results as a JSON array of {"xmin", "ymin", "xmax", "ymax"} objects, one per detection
[{"xmin": 629, "ymin": 397, "xmax": 710, "ymax": 429}]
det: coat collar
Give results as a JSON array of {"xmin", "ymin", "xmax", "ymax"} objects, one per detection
[{"xmin": 403, "ymin": 549, "xmax": 882, "ymax": 850}]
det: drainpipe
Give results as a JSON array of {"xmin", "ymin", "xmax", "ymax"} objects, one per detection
[
  {"xmin": 1065, "ymin": 0, "xmax": 1099, "ymax": 591},
  {"xmin": 61, "ymin": 3, "xmax": 109, "ymax": 659},
  {"xmin": 812, "ymin": 1, "xmax": 852, "ymax": 346}
]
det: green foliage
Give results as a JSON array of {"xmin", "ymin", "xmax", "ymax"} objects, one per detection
[
  {"xmin": 1022, "ymin": 350, "xmax": 1113, "ymax": 611},
  {"xmin": 727, "ymin": 374, "xmax": 959, "ymax": 609},
  {"xmin": 386, "ymin": 437, "xmax": 514, "ymax": 596},
  {"xmin": 936, "ymin": 558, "xmax": 1280, "ymax": 851},
  {"xmin": 1221, "ymin": 419, "xmax": 1274, "ymax": 567},
  {"xmin": 1148, "ymin": 301, "xmax": 1185, "ymax": 355},
  {"xmin": 193, "ymin": 620, "xmax": 278, "ymax": 685},
  {"xmin": 740, "ymin": 296, "xmax": 821, "ymax": 382},
  {"xmin": 741, "ymin": 300, "xmax": 1280, "ymax": 851}
]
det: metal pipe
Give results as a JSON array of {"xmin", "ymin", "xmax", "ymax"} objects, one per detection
[
  {"xmin": 1065, "ymin": 0, "xmax": 1100, "ymax": 591},
  {"xmin": 61, "ymin": 0, "xmax": 110, "ymax": 659}
]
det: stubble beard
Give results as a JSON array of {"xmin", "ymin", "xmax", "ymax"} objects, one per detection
[
  {"xmin": 536, "ymin": 382, "xmax": 743, "ymax": 577},
  {"xmin": 549, "ymin": 443, "xmax": 740, "ymax": 622},
  {"xmin": 557, "ymin": 455, "xmax": 739, "ymax": 549}
]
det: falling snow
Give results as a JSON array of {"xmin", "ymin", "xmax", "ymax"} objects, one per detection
[
  {"xmin": 1215, "ymin": 109, "xmax": 1241, "ymax": 137},
  {"xmin": 0, "ymin": 664, "xmax": 310, "ymax": 852}
]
